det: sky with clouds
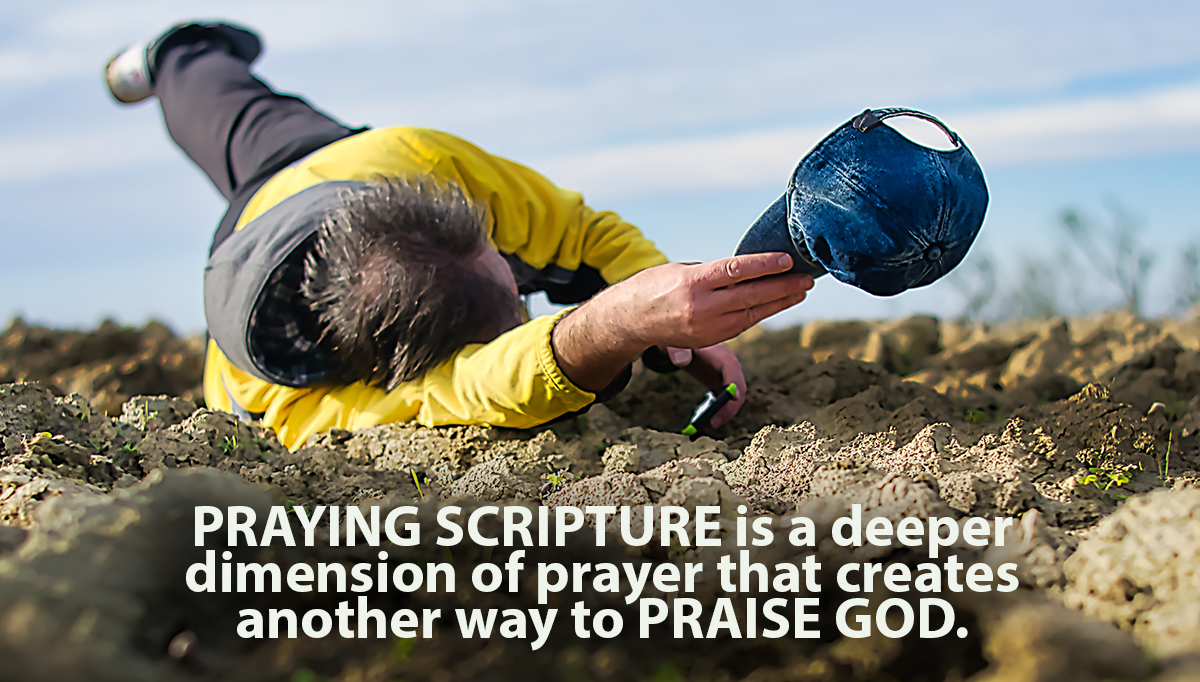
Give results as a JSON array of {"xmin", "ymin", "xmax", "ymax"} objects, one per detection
[{"xmin": 2, "ymin": 0, "xmax": 1199, "ymax": 333}]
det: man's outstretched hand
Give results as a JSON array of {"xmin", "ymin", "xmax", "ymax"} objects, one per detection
[{"xmin": 551, "ymin": 252, "xmax": 815, "ymax": 409}]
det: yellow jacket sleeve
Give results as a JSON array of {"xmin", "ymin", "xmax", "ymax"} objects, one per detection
[{"xmin": 205, "ymin": 309, "xmax": 597, "ymax": 450}]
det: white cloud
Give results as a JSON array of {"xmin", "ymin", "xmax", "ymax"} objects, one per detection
[
  {"xmin": 0, "ymin": 126, "xmax": 172, "ymax": 183},
  {"xmin": 6, "ymin": 1, "xmax": 1200, "ymax": 128},
  {"xmin": 954, "ymin": 85, "xmax": 1200, "ymax": 164},
  {"xmin": 0, "ymin": 0, "xmax": 509, "ymax": 88},
  {"xmin": 530, "ymin": 82, "xmax": 1200, "ymax": 200},
  {"xmin": 3, "ymin": 80, "xmax": 1200, "ymax": 199},
  {"xmin": 530, "ymin": 126, "xmax": 827, "ymax": 198}
]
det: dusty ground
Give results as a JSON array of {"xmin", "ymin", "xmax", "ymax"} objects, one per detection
[
  {"xmin": 1, "ymin": 311, "xmax": 1199, "ymax": 682},
  {"xmin": 0, "ymin": 317, "xmax": 204, "ymax": 416}
]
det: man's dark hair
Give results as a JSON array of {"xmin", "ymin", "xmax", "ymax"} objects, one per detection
[{"xmin": 301, "ymin": 176, "xmax": 522, "ymax": 390}]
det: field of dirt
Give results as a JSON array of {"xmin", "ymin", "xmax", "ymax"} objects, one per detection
[{"xmin": 1, "ymin": 311, "xmax": 1199, "ymax": 682}]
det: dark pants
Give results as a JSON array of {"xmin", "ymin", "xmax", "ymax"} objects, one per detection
[{"xmin": 153, "ymin": 28, "xmax": 362, "ymax": 254}]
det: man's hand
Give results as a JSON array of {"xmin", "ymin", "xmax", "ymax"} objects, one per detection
[
  {"xmin": 552, "ymin": 252, "xmax": 814, "ymax": 393},
  {"xmin": 609, "ymin": 252, "xmax": 814, "ymax": 350},
  {"xmin": 665, "ymin": 344, "xmax": 746, "ymax": 428}
]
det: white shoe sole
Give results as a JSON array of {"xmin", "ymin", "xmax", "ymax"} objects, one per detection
[{"xmin": 105, "ymin": 41, "xmax": 153, "ymax": 104}]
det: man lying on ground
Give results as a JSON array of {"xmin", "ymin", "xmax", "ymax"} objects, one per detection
[{"xmin": 105, "ymin": 22, "xmax": 813, "ymax": 450}]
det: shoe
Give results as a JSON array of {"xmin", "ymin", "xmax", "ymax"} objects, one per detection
[
  {"xmin": 104, "ymin": 41, "xmax": 153, "ymax": 104},
  {"xmin": 103, "ymin": 22, "xmax": 262, "ymax": 105},
  {"xmin": 197, "ymin": 22, "xmax": 262, "ymax": 65}
]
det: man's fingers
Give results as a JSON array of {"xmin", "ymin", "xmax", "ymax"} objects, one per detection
[
  {"xmin": 686, "ymin": 355, "xmax": 725, "ymax": 390},
  {"xmin": 696, "ymin": 252, "xmax": 795, "ymax": 289},
  {"xmin": 719, "ymin": 288, "xmax": 809, "ymax": 335},
  {"xmin": 666, "ymin": 346, "xmax": 693, "ymax": 367},
  {"xmin": 745, "ymin": 289, "xmax": 810, "ymax": 327},
  {"xmin": 707, "ymin": 273, "xmax": 813, "ymax": 314},
  {"xmin": 709, "ymin": 397, "xmax": 743, "ymax": 429}
]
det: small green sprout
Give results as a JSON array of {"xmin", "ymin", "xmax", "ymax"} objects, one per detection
[
  {"xmin": 539, "ymin": 470, "xmax": 568, "ymax": 499},
  {"xmin": 1163, "ymin": 431, "xmax": 1173, "ymax": 481},
  {"xmin": 1165, "ymin": 400, "xmax": 1191, "ymax": 420},
  {"xmin": 645, "ymin": 663, "xmax": 687, "ymax": 682},
  {"xmin": 218, "ymin": 435, "xmax": 240, "ymax": 454},
  {"xmin": 412, "ymin": 471, "xmax": 425, "ymax": 499},
  {"xmin": 1081, "ymin": 467, "xmax": 1130, "ymax": 491},
  {"xmin": 391, "ymin": 637, "xmax": 417, "ymax": 663},
  {"xmin": 963, "ymin": 409, "xmax": 989, "ymax": 424},
  {"xmin": 283, "ymin": 499, "xmax": 305, "ymax": 517}
]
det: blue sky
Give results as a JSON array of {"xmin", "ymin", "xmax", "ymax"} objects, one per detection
[{"xmin": 2, "ymin": 0, "xmax": 1199, "ymax": 333}]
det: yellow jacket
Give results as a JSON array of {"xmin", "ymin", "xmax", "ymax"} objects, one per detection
[{"xmin": 202, "ymin": 127, "xmax": 667, "ymax": 449}]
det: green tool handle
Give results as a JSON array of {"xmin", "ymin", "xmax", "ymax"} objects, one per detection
[{"xmin": 682, "ymin": 383, "xmax": 738, "ymax": 435}]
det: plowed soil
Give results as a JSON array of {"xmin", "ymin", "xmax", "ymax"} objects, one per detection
[{"xmin": 1, "ymin": 311, "xmax": 1199, "ymax": 682}]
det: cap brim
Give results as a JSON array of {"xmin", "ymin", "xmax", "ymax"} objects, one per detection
[{"xmin": 734, "ymin": 193, "xmax": 827, "ymax": 277}]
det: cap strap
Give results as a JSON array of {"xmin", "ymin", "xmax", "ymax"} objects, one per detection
[{"xmin": 851, "ymin": 107, "xmax": 961, "ymax": 147}]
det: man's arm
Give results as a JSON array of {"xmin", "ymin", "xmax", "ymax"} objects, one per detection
[{"xmin": 552, "ymin": 253, "xmax": 814, "ymax": 392}]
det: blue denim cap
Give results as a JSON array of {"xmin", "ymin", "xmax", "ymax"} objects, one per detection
[{"xmin": 735, "ymin": 107, "xmax": 988, "ymax": 296}]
